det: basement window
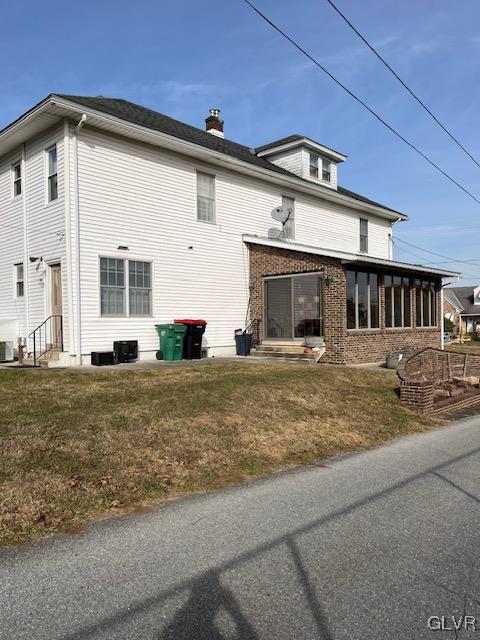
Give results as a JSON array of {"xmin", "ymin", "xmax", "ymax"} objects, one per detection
[{"xmin": 346, "ymin": 270, "xmax": 379, "ymax": 329}]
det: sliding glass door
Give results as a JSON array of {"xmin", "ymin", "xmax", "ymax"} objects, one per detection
[{"xmin": 264, "ymin": 273, "xmax": 323, "ymax": 340}]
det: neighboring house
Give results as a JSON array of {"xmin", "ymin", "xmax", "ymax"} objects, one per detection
[
  {"xmin": 444, "ymin": 287, "xmax": 480, "ymax": 335},
  {"xmin": 0, "ymin": 94, "xmax": 459, "ymax": 366}
]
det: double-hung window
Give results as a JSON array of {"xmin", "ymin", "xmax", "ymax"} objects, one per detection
[
  {"xmin": 322, "ymin": 157, "xmax": 331, "ymax": 182},
  {"xmin": 385, "ymin": 275, "xmax": 411, "ymax": 328},
  {"xmin": 346, "ymin": 270, "xmax": 379, "ymax": 329},
  {"xmin": 415, "ymin": 279, "xmax": 437, "ymax": 327},
  {"xmin": 129, "ymin": 261, "xmax": 152, "ymax": 316},
  {"xmin": 14, "ymin": 263, "xmax": 24, "ymax": 298},
  {"xmin": 197, "ymin": 172, "xmax": 215, "ymax": 223},
  {"xmin": 309, "ymin": 153, "xmax": 319, "ymax": 179},
  {"xmin": 282, "ymin": 195, "xmax": 295, "ymax": 240},
  {"xmin": 359, "ymin": 218, "xmax": 368, "ymax": 253},
  {"xmin": 12, "ymin": 162, "xmax": 21, "ymax": 196},
  {"xmin": 100, "ymin": 257, "xmax": 152, "ymax": 317},
  {"xmin": 47, "ymin": 145, "xmax": 58, "ymax": 202}
]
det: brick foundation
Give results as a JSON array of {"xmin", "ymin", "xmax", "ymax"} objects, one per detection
[{"xmin": 247, "ymin": 242, "xmax": 442, "ymax": 365}]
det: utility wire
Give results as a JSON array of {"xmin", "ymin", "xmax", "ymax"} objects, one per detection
[
  {"xmin": 323, "ymin": 0, "xmax": 480, "ymax": 170},
  {"xmin": 394, "ymin": 237, "xmax": 480, "ymax": 270},
  {"xmin": 242, "ymin": 0, "xmax": 480, "ymax": 206}
]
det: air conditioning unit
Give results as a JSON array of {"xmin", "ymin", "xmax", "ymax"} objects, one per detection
[
  {"xmin": 113, "ymin": 340, "xmax": 138, "ymax": 363},
  {"xmin": 0, "ymin": 341, "xmax": 14, "ymax": 362}
]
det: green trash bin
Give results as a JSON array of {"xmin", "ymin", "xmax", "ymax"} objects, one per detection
[{"xmin": 155, "ymin": 323, "xmax": 187, "ymax": 361}]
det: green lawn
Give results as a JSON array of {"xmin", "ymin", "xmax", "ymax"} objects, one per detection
[{"xmin": 0, "ymin": 364, "xmax": 438, "ymax": 546}]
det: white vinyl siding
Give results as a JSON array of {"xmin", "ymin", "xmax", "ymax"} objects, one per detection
[
  {"xmin": 197, "ymin": 171, "xmax": 215, "ymax": 223},
  {"xmin": 12, "ymin": 162, "xmax": 21, "ymax": 197},
  {"xmin": 100, "ymin": 257, "xmax": 125, "ymax": 316},
  {"xmin": 282, "ymin": 195, "xmax": 295, "ymax": 240},
  {"xmin": 14, "ymin": 263, "xmax": 24, "ymax": 298},
  {"xmin": 47, "ymin": 145, "xmax": 58, "ymax": 201},
  {"xmin": 68, "ymin": 127, "xmax": 395, "ymax": 357},
  {"xmin": 129, "ymin": 261, "xmax": 152, "ymax": 316}
]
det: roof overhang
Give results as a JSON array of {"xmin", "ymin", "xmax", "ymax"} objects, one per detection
[
  {"xmin": 256, "ymin": 138, "xmax": 347, "ymax": 163},
  {"xmin": 0, "ymin": 95, "xmax": 405, "ymax": 222},
  {"xmin": 243, "ymin": 235, "xmax": 461, "ymax": 278}
]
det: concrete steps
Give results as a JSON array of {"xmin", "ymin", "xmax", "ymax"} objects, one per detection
[{"xmin": 252, "ymin": 342, "xmax": 311, "ymax": 361}]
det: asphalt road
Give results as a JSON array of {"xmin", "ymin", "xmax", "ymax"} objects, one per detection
[{"xmin": 3, "ymin": 417, "xmax": 480, "ymax": 640}]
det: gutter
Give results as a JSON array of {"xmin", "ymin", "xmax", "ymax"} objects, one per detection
[
  {"xmin": 243, "ymin": 235, "xmax": 461, "ymax": 278},
  {"xmin": 0, "ymin": 96, "xmax": 407, "ymax": 223}
]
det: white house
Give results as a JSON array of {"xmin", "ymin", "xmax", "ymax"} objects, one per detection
[{"xmin": 0, "ymin": 94, "xmax": 458, "ymax": 366}]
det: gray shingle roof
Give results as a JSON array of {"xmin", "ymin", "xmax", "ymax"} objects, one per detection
[
  {"xmin": 255, "ymin": 134, "xmax": 345, "ymax": 158},
  {"xmin": 444, "ymin": 286, "xmax": 480, "ymax": 315},
  {"xmin": 56, "ymin": 94, "xmax": 404, "ymax": 217}
]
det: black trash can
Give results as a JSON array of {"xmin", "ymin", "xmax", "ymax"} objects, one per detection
[
  {"xmin": 174, "ymin": 319, "xmax": 207, "ymax": 359},
  {"xmin": 235, "ymin": 333, "xmax": 252, "ymax": 356}
]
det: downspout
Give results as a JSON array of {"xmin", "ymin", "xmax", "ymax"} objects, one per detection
[
  {"xmin": 21, "ymin": 143, "xmax": 30, "ymax": 347},
  {"xmin": 73, "ymin": 114, "xmax": 86, "ymax": 364},
  {"xmin": 63, "ymin": 119, "xmax": 75, "ymax": 358}
]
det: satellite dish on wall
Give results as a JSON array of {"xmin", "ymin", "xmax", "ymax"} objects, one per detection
[{"xmin": 271, "ymin": 206, "xmax": 292, "ymax": 223}]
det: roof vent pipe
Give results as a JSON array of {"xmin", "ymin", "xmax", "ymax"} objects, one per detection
[{"xmin": 205, "ymin": 109, "xmax": 224, "ymax": 138}]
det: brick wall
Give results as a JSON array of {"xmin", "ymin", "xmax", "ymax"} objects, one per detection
[
  {"xmin": 400, "ymin": 380, "xmax": 434, "ymax": 414},
  {"xmin": 247, "ymin": 242, "xmax": 442, "ymax": 365},
  {"xmin": 248, "ymin": 243, "xmax": 347, "ymax": 364},
  {"xmin": 346, "ymin": 276, "xmax": 441, "ymax": 363}
]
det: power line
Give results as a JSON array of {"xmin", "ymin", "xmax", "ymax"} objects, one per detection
[
  {"xmin": 323, "ymin": 0, "xmax": 480, "ymax": 170},
  {"xmin": 392, "ymin": 242, "xmax": 479, "ymax": 278},
  {"xmin": 394, "ymin": 237, "xmax": 480, "ymax": 270},
  {"xmin": 242, "ymin": 0, "xmax": 480, "ymax": 207}
]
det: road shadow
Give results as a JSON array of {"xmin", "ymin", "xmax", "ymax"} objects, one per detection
[{"xmin": 159, "ymin": 569, "xmax": 259, "ymax": 640}]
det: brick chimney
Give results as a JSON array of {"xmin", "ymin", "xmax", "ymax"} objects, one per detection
[{"xmin": 205, "ymin": 108, "xmax": 224, "ymax": 138}]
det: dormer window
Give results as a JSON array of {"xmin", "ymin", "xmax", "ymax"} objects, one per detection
[
  {"xmin": 322, "ymin": 157, "xmax": 331, "ymax": 182},
  {"xmin": 309, "ymin": 153, "xmax": 331, "ymax": 183}
]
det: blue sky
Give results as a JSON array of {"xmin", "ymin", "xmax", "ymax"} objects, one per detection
[{"xmin": 2, "ymin": 0, "xmax": 479, "ymax": 283}]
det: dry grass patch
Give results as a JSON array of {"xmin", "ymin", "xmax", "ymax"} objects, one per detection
[
  {"xmin": 446, "ymin": 342, "xmax": 480, "ymax": 356},
  {"xmin": 0, "ymin": 364, "xmax": 438, "ymax": 546}
]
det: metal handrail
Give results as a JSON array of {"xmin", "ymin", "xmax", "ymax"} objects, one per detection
[{"xmin": 28, "ymin": 315, "xmax": 63, "ymax": 367}]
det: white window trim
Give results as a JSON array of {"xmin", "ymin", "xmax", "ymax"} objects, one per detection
[
  {"xmin": 99, "ymin": 256, "xmax": 153, "ymax": 318},
  {"xmin": 308, "ymin": 152, "xmax": 332, "ymax": 184},
  {"xmin": 45, "ymin": 144, "xmax": 58, "ymax": 204},
  {"xmin": 13, "ymin": 263, "xmax": 24, "ymax": 299},
  {"xmin": 196, "ymin": 170, "xmax": 216, "ymax": 224},
  {"xmin": 12, "ymin": 160, "xmax": 22, "ymax": 198},
  {"xmin": 416, "ymin": 280, "xmax": 437, "ymax": 328},
  {"xmin": 359, "ymin": 218, "xmax": 369, "ymax": 253}
]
